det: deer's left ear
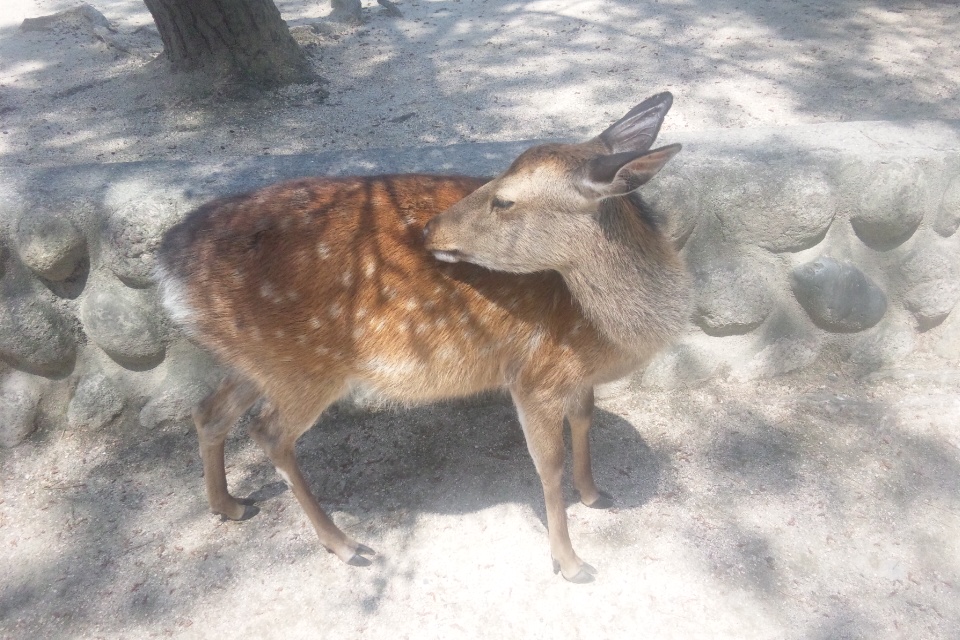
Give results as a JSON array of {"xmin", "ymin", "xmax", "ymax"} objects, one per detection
[{"xmin": 584, "ymin": 143, "xmax": 682, "ymax": 199}]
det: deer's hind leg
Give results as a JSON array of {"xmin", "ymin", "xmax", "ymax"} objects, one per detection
[
  {"xmin": 248, "ymin": 383, "xmax": 375, "ymax": 567},
  {"xmin": 566, "ymin": 387, "xmax": 614, "ymax": 509},
  {"xmin": 194, "ymin": 373, "xmax": 261, "ymax": 521}
]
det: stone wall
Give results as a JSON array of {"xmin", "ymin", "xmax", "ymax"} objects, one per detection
[{"xmin": 1, "ymin": 121, "xmax": 958, "ymax": 445}]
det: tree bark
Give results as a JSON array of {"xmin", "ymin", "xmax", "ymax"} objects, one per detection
[{"xmin": 143, "ymin": 0, "xmax": 316, "ymax": 89}]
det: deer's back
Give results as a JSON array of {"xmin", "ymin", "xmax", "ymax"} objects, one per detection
[{"xmin": 157, "ymin": 175, "xmax": 626, "ymax": 404}]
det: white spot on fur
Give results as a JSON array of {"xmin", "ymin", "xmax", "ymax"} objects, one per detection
[
  {"xmin": 317, "ymin": 243, "xmax": 330, "ymax": 259},
  {"xmin": 260, "ymin": 282, "xmax": 277, "ymax": 301},
  {"xmin": 363, "ymin": 355, "xmax": 420, "ymax": 377},
  {"xmin": 363, "ymin": 258, "xmax": 376, "ymax": 278},
  {"xmin": 275, "ymin": 329, "xmax": 285, "ymax": 339},
  {"xmin": 154, "ymin": 264, "xmax": 194, "ymax": 329},
  {"xmin": 528, "ymin": 329, "xmax": 544, "ymax": 351},
  {"xmin": 356, "ymin": 308, "xmax": 367, "ymax": 320},
  {"xmin": 353, "ymin": 325, "xmax": 366, "ymax": 339},
  {"xmin": 310, "ymin": 316, "xmax": 322, "ymax": 329},
  {"xmin": 286, "ymin": 290, "xmax": 300, "ymax": 301},
  {"xmin": 340, "ymin": 271, "xmax": 354, "ymax": 287},
  {"xmin": 296, "ymin": 335, "xmax": 307, "ymax": 345},
  {"xmin": 329, "ymin": 304, "xmax": 343, "ymax": 319},
  {"xmin": 405, "ymin": 298, "xmax": 418, "ymax": 311},
  {"xmin": 315, "ymin": 346, "xmax": 329, "ymax": 356},
  {"xmin": 402, "ymin": 214, "xmax": 416, "ymax": 227}
]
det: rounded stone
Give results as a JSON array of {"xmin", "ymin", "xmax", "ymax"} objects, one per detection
[
  {"xmin": 102, "ymin": 197, "xmax": 181, "ymax": 288},
  {"xmin": 139, "ymin": 346, "xmax": 220, "ymax": 429},
  {"xmin": 0, "ymin": 280, "xmax": 77, "ymax": 377},
  {"xmin": 68, "ymin": 372, "xmax": 125, "ymax": 430},
  {"xmin": 791, "ymin": 257, "xmax": 887, "ymax": 333},
  {"xmin": 850, "ymin": 162, "xmax": 926, "ymax": 250},
  {"xmin": 849, "ymin": 318, "xmax": 915, "ymax": 367},
  {"xmin": 641, "ymin": 171, "xmax": 701, "ymax": 249},
  {"xmin": 899, "ymin": 238, "xmax": 960, "ymax": 328},
  {"xmin": 934, "ymin": 306, "xmax": 960, "ymax": 361},
  {"xmin": 694, "ymin": 255, "xmax": 773, "ymax": 336},
  {"xmin": 0, "ymin": 370, "xmax": 46, "ymax": 447},
  {"xmin": 730, "ymin": 337, "xmax": 819, "ymax": 382},
  {"xmin": 708, "ymin": 165, "xmax": 835, "ymax": 252},
  {"xmin": 934, "ymin": 175, "xmax": 960, "ymax": 238},
  {"xmin": 13, "ymin": 210, "xmax": 87, "ymax": 281},
  {"xmin": 80, "ymin": 282, "xmax": 165, "ymax": 368}
]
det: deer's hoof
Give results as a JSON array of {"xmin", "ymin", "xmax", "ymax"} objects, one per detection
[
  {"xmin": 565, "ymin": 565, "xmax": 597, "ymax": 584},
  {"xmin": 218, "ymin": 501, "xmax": 260, "ymax": 522},
  {"xmin": 553, "ymin": 558, "xmax": 597, "ymax": 583},
  {"xmin": 346, "ymin": 553, "xmax": 373, "ymax": 567},
  {"xmin": 581, "ymin": 490, "xmax": 614, "ymax": 510}
]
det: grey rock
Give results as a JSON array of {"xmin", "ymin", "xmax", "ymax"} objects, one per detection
[
  {"xmin": 330, "ymin": 0, "xmax": 363, "ymax": 24},
  {"xmin": 792, "ymin": 257, "xmax": 887, "ymax": 332},
  {"xmin": 934, "ymin": 307, "xmax": 960, "ymax": 362},
  {"xmin": 642, "ymin": 171, "xmax": 701, "ymax": 249},
  {"xmin": 377, "ymin": 0, "xmax": 403, "ymax": 17},
  {"xmin": 14, "ymin": 210, "xmax": 87, "ymax": 281},
  {"xmin": 0, "ymin": 280, "xmax": 76, "ymax": 377},
  {"xmin": 101, "ymin": 196, "xmax": 181, "ymax": 288},
  {"xmin": 693, "ymin": 254, "xmax": 773, "ymax": 336},
  {"xmin": 850, "ymin": 162, "xmax": 926, "ymax": 250},
  {"xmin": 80, "ymin": 282, "xmax": 165, "ymax": 369},
  {"xmin": 730, "ymin": 337, "xmax": 819, "ymax": 382},
  {"xmin": 849, "ymin": 317, "xmax": 915, "ymax": 367},
  {"xmin": 20, "ymin": 4, "xmax": 112, "ymax": 32},
  {"xmin": 140, "ymin": 346, "xmax": 220, "ymax": 429},
  {"xmin": 641, "ymin": 338, "xmax": 721, "ymax": 389},
  {"xmin": 0, "ymin": 370, "xmax": 46, "ymax": 447},
  {"xmin": 934, "ymin": 175, "xmax": 960, "ymax": 237},
  {"xmin": 707, "ymin": 165, "xmax": 835, "ymax": 252},
  {"xmin": 899, "ymin": 238, "xmax": 960, "ymax": 328},
  {"xmin": 67, "ymin": 372, "xmax": 125, "ymax": 430}
]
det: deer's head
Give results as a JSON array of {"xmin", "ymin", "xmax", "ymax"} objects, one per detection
[{"xmin": 423, "ymin": 92, "xmax": 681, "ymax": 274}]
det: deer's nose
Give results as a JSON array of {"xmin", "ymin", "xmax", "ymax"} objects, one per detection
[{"xmin": 422, "ymin": 218, "xmax": 435, "ymax": 244}]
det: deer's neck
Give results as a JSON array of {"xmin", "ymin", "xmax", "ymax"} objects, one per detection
[{"xmin": 561, "ymin": 196, "xmax": 690, "ymax": 356}]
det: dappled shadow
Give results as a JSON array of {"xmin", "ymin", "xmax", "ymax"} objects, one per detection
[
  {"xmin": 646, "ymin": 377, "xmax": 960, "ymax": 637},
  {"xmin": 0, "ymin": 395, "xmax": 661, "ymax": 637},
  {"xmin": 1, "ymin": 0, "xmax": 958, "ymax": 169}
]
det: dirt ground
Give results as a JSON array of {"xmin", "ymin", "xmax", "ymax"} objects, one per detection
[
  {"xmin": 2, "ymin": 357, "xmax": 960, "ymax": 639},
  {"xmin": 2, "ymin": 1, "xmax": 960, "ymax": 639}
]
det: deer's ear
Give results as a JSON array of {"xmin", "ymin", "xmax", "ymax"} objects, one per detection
[
  {"xmin": 595, "ymin": 92, "xmax": 673, "ymax": 154},
  {"xmin": 585, "ymin": 144, "xmax": 682, "ymax": 199}
]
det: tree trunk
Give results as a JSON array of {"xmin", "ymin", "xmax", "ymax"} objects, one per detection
[{"xmin": 143, "ymin": 0, "xmax": 316, "ymax": 89}]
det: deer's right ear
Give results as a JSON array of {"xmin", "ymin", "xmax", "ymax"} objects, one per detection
[
  {"xmin": 595, "ymin": 92, "xmax": 673, "ymax": 154},
  {"xmin": 584, "ymin": 144, "xmax": 682, "ymax": 200}
]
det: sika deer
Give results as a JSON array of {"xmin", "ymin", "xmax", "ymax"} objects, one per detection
[{"xmin": 156, "ymin": 92, "xmax": 690, "ymax": 582}]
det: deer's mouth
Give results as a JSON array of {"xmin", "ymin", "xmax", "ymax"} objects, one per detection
[{"xmin": 431, "ymin": 249, "xmax": 465, "ymax": 263}]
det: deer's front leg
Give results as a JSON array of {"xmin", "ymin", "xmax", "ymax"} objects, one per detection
[{"xmin": 510, "ymin": 387, "xmax": 596, "ymax": 583}]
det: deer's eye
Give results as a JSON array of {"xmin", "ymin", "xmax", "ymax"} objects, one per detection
[{"xmin": 491, "ymin": 196, "xmax": 515, "ymax": 211}]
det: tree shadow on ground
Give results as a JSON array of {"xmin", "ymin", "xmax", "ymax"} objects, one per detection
[
  {"xmin": 653, "ymin": 378, "xmax": 960, "ymax": 639},
  {"xmin": 0, "ymin": 394, "xmax": 663, "ymax": 637},
  {"xmin": 0, "ymin": 0, "xmax": 957, "ymax": 168}
]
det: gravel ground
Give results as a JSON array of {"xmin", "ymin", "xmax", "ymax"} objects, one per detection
[{"xmin": 2, "ymin": 1, "xmax": 960, "ymax": 638}]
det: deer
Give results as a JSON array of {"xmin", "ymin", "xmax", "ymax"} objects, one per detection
[{"xmin": 155, "ymin": 91, "xmax": 690, "ymax": 583}]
